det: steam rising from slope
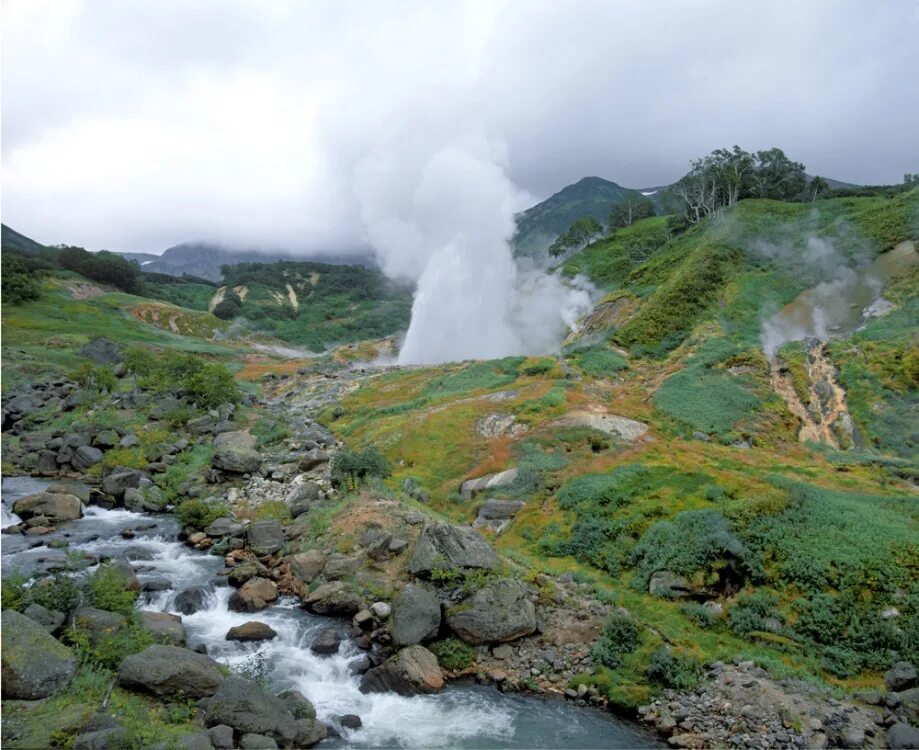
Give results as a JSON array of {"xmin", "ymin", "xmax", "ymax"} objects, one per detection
[{"xmin": 355, "ymin": 140, "xmax": 591, "ymax": 365}]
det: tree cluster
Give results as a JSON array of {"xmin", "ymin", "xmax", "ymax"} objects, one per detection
[
  {"xmin": 548, "ymin": 216, "xmax": 604, "ymax": 258},
  {"xmin": 608, "ymin": 195, "xmax": 655, "ymax": 231},
  {"xmin": 669, "ymin": 146, "xmax": 810, "ymax": 223},
  {"xmin": 57, "ymin": 246, "xmax": 143, "ymax": 294},
  {"xmin": 1, "ymin": 253, "xmax": 42, "ymax": 304}
]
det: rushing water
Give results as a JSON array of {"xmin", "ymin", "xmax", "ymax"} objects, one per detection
[{"xmin": 0, "ymin": 477, "xmax": 660, "ymax": 749}]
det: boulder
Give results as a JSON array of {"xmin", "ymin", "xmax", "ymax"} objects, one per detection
[
  {"xmin": 288, "ymin": 550, "xmax": 326, "ymax": 586},
  {"xmin": 648, "ymin": 570, "xmax": 693, "ymax": 599},
  {"xmin": 207, "ymin": 725, "xmax": 235, "ymax": 750},
  {"xmin": 101, "ymin": 468, "xmax": 144, "ymax": 498},
  {"xmin": 371, "ymin": 601, "xmax": 392, "ymax": 619},
  {"xmin": 229, "ymin": 577, "xmax": 278, "ymax": 612},
  {"xmin": 72, "ymin": 445, "xmax": 104, "ymax": 471},
  {"xmin": 111, "ymin": 559, "xmax": 142, "ymax": 591},
  {"xmin": 71, "ymin": 606, "xmax": 127, "ymax": 644},
  {"xmin": 23, "ymin": 603, "xmax": 66, "ymax": 633},
  {"xmin": 79, "ymin": 336, "xmax": 122, "ymax": 364},
  {"xmin": 240, "ymin": 734, "xmax": 277, "ymax": 749},
  {"xmin": 886, "ymin": 661, "xmax": 918, "ymax": 691},
  {"xmin": 93, "ymin": 429, "xmax": 120, "ymax": 449},
  {"xmin": 226, "ymin": 622, "xmax": 278, "ymax": 642},
  {"xmin": 187, "ymin": 415, "xmax": 219, "ymax": 435},
  {"xmin": 391, "ymin": 584, "xmax": 442, "ymax": 646},
  {"xmin": 178, "ymin": 732, "xmax": 216, "ymax": 750},
  {"xmin": 247, "ymin": 519, "xmax": 284, "ymax": 555},
  {"xmin": 1, "ymin": 610, "xmax": 78, "ymax": 699},
  {"xmin": 293, "ymin": 719, "xmax": 328, "ymax": 748},
  {"xmin": 310, "ymin": 628, "xmax": 341, "ymax": 655},
  {"xmin": 228, "ymin": 559, "xmax": 269, "ymax": 586},
  {"xmin": 446, "ymin": 578, "xmax": 536, "ymax": 644},
  {"xmin": 359, "ymin": 645, "xmax": 444, "ymax": 696},
  {"xmin": 212, "ymin": 431, "xmax": 262, "ymax": 474},
  {"xmin": 12, "ymin": 491, "xmax": 82, "ymax": 522},
  {"xmin": 322, "ymin": 553, "xmax": 362, "ymax": 580},
  {"xmin": 888, "ymin": 723, "xmax": 919, "ymax": 750},
  {"xmin": 123, "ymin": 484, "xmax": 167, "ymax": 512},
  {"xmin": 73, "ymin": 728, "xmax": 130, "ymax": 749},
  {"xmin": 473, "ymin": 499, "xmax": 525, "ymax": 533},
  {"xmin": 204, "ymin": 676, "xmax": 297, "ymax": 747},
  {"xmin": 460, "ymin": 468, "xmax": 519, "ymax": 500},
  {"xmin": 285, "ymin": 482, "xmax": 320, "ymax": 517},
  {"xmin": 276, "ymin": 689, "xmax": 316, "ymax": 720},
  {"xmin": 140, "ymin": 610, "xmax": 186, "ymax": 646},
  {"xmin": 205, "ymin": 517, "xmax": 246, "ymax": 538},
  {"xmin": 340, "ymin": 714, "xmax": 363, "ymax": 730},
  {"xmin": 409, "ymin": 522, "xmax": 498, "ymax": 577},
  {"xmin": 303, "ymin": 581, "xmax": 364, "ymax": 617},
  {"xmin": 174, "ymin": 586, "xmax": 211, "ymax": 615},
  {"xmin": 117, "ymin": 644, "xmax": 224, "ymax": 698},
  {"xmin": 299, "ymin": 449, "xmax": 329, "ymax": 471}
]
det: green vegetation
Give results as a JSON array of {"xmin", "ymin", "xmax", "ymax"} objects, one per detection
[
  {"xmin": 330, "ymin": 445, "xmax": 393, "ymax": 490},
  {"xmin": 176, "ymin": 498, "xmax": 229, "ymax": 530},
  {"xmin": 429, "ymin": 638, "xmax": 477, "ymax": 670},
  {"xmin": 1, "ymin": 253, "xmax": 42, "ymax": 304},
  {"xmin": 548, "ymin": 216, "xmax": 603, "ymax": 258},
  {"xmin": 570, "ymin": 345, "xmax": 628, "ymax": 376},
  {"xmin": 653, "ymin": 365, "xmax": 761, "ymax": 437},
  {"xmin": 125, "ymin": 347, "xmax": 240, "ymax": 408},
  {"xmin": 591, "ymin": 614, "xmax": 641, "ymax": 668},
  {"xmin": 58, "ymin": 246, "xmax": 144, "ymax": 294}
]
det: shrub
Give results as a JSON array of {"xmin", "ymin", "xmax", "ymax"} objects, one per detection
[
  {"xmin": 1, "ymin": 571, "xmax": 28, "ymax": 611},
  {"xmin": 591, "ymin": 614, "xmax": 641, "ymax": 668},
  {"xmin": 176, "ymin": 499, "xmax": 229, "ymax": 531},
  {"xmin": 58, "ymin": 246, "xmax": 143, "ymax": 294},
  {"xmin": 680, "ymin": 602, "xmax": 721, "ymax": 628},
  {"xmin": 212, "ymin": 294, "xmax": 242, "ymax": 321},
  {"xmin": 557, "ymin": 468, "xmax": 647, "ymax": 510},
  {"xmin": 330, "ymin": 445, "xmax": 392, "ymax": 490},
  {"xmin": 652, "ymin": 366, "xmax": 760, "ymax": 437},
  {"xmin": 184, "ymin": 362, "xmax": 240, "ymax": 408},
  {"xmin": 87, "ymin": 563, "xmax": 137, "ymax": 617},
  {"xmin": 647, "ymin": 647, "xmax": 702, "ymax": 689},
  {"xmin": 28, "ymin": 572, "xmax": 84, "ymax": 615},
  {"xmin": 1, "ymin": 253, "xmax": 41, "ymax": 304},
  {"xmin": 574, "ymin": 346, "xmax": 628, "ymax": 377},
  {"xmin": 71, "ymin": 362, "xmax": 117, "ymax": 393},
  {"xmin": 68, "ymin": 622, "xmax": 155, "ymax": 670},
  {"xmin": 728, "ymin": 590, "xmax": 781, "ymax": 636},
  {"xmin": 429, "ymin": 638, "xmax": 476, "ymax": 671}
]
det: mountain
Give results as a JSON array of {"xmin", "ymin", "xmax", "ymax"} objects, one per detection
[
  {"xmin": 1, "ymin": 224, "xmax": 47, "ymax": 255},
  {"xmin": 513, "ymin": 177, "xmax": 644, "ymax": 258},
  {"xmin": 115, "ymin": 242, "xmax": 379, "ymax": 281}
]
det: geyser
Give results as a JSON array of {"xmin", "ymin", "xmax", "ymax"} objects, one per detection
[{"xmin": 355, "ymin": 143, "xmax": 591, "ymax": 365}]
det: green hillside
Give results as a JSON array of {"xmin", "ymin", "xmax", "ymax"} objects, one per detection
[
  {"xmin": 2, "ymin": 224, "xmax": 48, "ymax": 255},
  {"xmin": 513, "ymin": 177, "xmax": 645, "ymax": 258}
]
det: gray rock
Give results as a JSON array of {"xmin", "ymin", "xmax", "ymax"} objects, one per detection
[
  {"xmin": 240, "ymin": 734, "xmax": 277, "ymax": 749},
  {"xmin": 178, "ymin": 732, "xmax": 216, "ymax": 750},
  {"xmin": 247, "ymin": 519, "xmax": 284, "ymax": 555},
  {"xmin": 323, "ymin": 553, "xmax": 362, "ymax": 580},
  {"xmin": 446, "ymin": 578, "xmax": 536, "ymax": 644},
  {"xmin": 229, "ymin": 578, "xmax": 278, "ymax": 612},
  {"xmin": 23, "ymin": 603, "xmax": 66, "ymax": 633},
  {"xmin": 141, "ymin": 611, "xmax": 186, "ymax": 646},
  {"xmin": 474, "ymin": 499, "xmax": 525, "ymax": 533},
  {"xmin": 204, "ymin": 517, "xmax": 245, "ymax": 538},
  {"xmin": 409, "ymin": 522, "xmax": 498, "ymax": 577},
  {"xmin": 888, "ymin": 723, "xmax": 919, "ymax": 749},
  {"xmin": 101, "ymin": 468, "xmax": 144, "ymax": 498},
  {"xmin": 310, "ymin": 628, "xmax": 341, "ymax": 655},
  {"xmin": 303, "ymin": 581, "xmax": 363, "ymax": 616},
  {"xmin": 111, "ymin": 559, "xmax": 142, "ymax": 591},
  {"xmin": 360, "ymin": 645, "xmax": 444, "ymax": 696},
  {"xmin": 391, "ymin": 584, "xmax": 442, "ymax": 646},
  {"xmin": 12, "ymin": 491, "xmax": 82, "ymax": 522},
  {"xmin": 1, "ymin": 610, "xmax": 78, "ymax": 699},
  {"xmin": 294, "ymin": 718, "xmax": 328, "ymax": 748},
  {"xmin": 79, "ymin": 336, "xmax": 123, "ymax": 364},
  {"xmin": 228, "ymin": 559, "xmax": 268, "ymax": 587},
  {"xmin": 93, "ymin": 429, "xmax": 120, "ymax": 448},
  {"xmin": 288, "ymin": 549, "xmax": 326, "ymax": 585},
  {"xmin": 204, "ymin": 676, "xmax": 297, "ymax": 746},
  {"xmin": 285, "ymin": 482, "xmax": 321, "ymax": 517},
  {"xmin": 212, "ymin": 431, "xmax": 262, "ymax": 474},
  {"xmin": 73, "ymin": 728, "xmax": 130, "ymax": 749},
  {"xmin": 117, "ymin": 645, "xmax": 225, "ymax": 698},
  {"xmin": 207, "ymin": 725, "xmax": 235, "ymax": 750},
  {"xmin": 276, "ymin": 689, "xmax": 316, "ymax": 720},
  {"xmin": 174, "ymin": 586, "xmax": 211, "ymax": 615},
  {"xmin": 886, "ymin": 661, "xmax": 917, "ymax": 691},
  {"xmin": 226, "ymin": 622, "xmax": 278, "ymax": 642},
  {"xmin": 72, "ymin": 445, "xmax": 104, "ymax": 470},
  {"xmin": 648, "ymin": 570, "xmax": 692, "ymax": 599},
  {"xmin": 187, "ymin": 415, "xmax": 218, "ymax": 435},
  {"xmin": 71, "ymin": 606, "xmax": 127, "ymax": 644},
  {"xmin": 299, "ymin": 448, "xmax": 329, "ymax": 471},
  {"xmin": 123, "ymin": 484, "xmax": 166, "ymax": 512},
  {"xmin": 460, "ymin": 468, "xmax": 519, "ymax": 500},
  {"xmin": 340, "ymin": 714, "xmax": 363, "ymax": 729}
]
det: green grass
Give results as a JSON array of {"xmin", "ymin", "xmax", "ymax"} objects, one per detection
[{"xmin": 653, "ymin": 366, "xmax": 761, "ymax": 437}]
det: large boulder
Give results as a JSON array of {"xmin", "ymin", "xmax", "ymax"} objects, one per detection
[
  {"xmin": 79, "ymin": 336, "xmax": 122, "ymax": 364},
  {"xmin": 72, "ymin": 445, "xmax": 104, "ymax": 471},
  {"xmin": 101, "ymin": 468, "xmax": 144, "ymax": 499},
  {"xmin": 228, "ymin": 560, "xmax": 269, "ymax": 587},
  {"xmin": 23, "ymin": 603, "xmax": 66, "ymax": 634},
  {"xmin": 1, "ymin": 610, "xmax": 78, "ymax": 699},
  {"xmin": 285, "ymin": 482, "xmax": 320, "ymax": 518},
  {"xmin": 140, "ymin": 611, "xmax": 186, "ymax": 646},
  {"xmin": 409, "ymin": 522, "xmax": 498, "ymax": 577},
  {"xmin": 204, "ymin": 676, "xmax": 297, "ymax": 746},
  {"xmin": 359, "ymin": 645, "xmax": 444, "ymax": 696},
  {"xmin": 123, "ymin": 484, "xmax": 167, "ymax": 512},
  {"xmin": 888, "ymin": 723, "xmax": 919, "ymax": 750},
  {"xmin": 247, "ymin": 519, "xmax": 284, "ymax": 555},
  {"xmin": 474, "ymin": 499, "xmax": 525, "ymax": 534},
  {"xmin": 12, "ymin": 492, "xmax": 82, "ymax": 522},
  {"xmin": 71, "ymin": 606, "xmax": 127, "ymax": 644},
  {"xmin": 228, "ymin": 577, "xmax": 278, "ymax": 613},
  {"xmin": 322, "ymin": 553, "xmax": 362, "ymax": 580},
  {"xmin": 288, "ymin": 550, "xmax": 326, "ymax": 586},
  {"xmin": 391, "ymin": 584, "xmax": 441, "ymax": 646},
  {"xmin": 212, "ymin": 431, "xmax": 262, "ymax": 474},
  {"xmin": 460, "ymin": 469, "xmax": 519, "ymax": 500},
  {"xmin": 117, "ymin": 644, "xmax": 224, "ymax": 698},
  {"xmin": 226, "ymin": 622, "xmax": 278, "ymax": 642},
  {"xmin": 648, "ymin": 571, "xmax": 693, "ymax": 599},
  {"xmin": 303, "ymin": 581, "xmax": 363, "ymax": 616},
  {"xmin": 446, "ymin": 578, "xmax": 536, "ymax": 644},
  {"xmin": 205, "ymin": 517, "xmax": 246, "ymax": 538},
  {"xmin": 174, "ymin": 586, "xmax": 211, "ymax": 615},
  {"xmin": 886, "ymin": 661, "xmax": 918, "ymax": 691}
]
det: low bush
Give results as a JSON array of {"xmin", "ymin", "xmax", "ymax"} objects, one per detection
[
  {"xmin": 728, "ymin": 590, "xmax": 781, "ymax": 637},
  {"xmin": 647, "ymin": 647, "xmax": 703, "ymax": 689},
  {"xmin": 573, "ymin": 346, "xmax": 628, "ymax": 377},
  {"xmin": 176, "ymin": 498, "xmax": 229, "ymax": 531},
  {"xmin": 429, "ymin": 638, "xmax": 476, "ymax": 671},
  {"xmin": 330, "ymin": 445, "xmax": 392, "ymax": 490},
  {"xmin": 591, "ymin": 614, "xmax": 641, "ymax": 668},
  {"xmin": 86, "ymin": 564, "xmax": 137, "ymax": 617}
]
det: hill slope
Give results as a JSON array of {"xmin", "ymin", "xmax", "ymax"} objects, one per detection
[
  {"xmin": 1, "ymin": 224, "xmax": 47, "ymax": 255},
  {"xmin": 513, "ymin": 177, "xmax": 645, "ymax": 258}
]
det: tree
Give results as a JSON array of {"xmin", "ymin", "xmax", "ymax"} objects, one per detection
[
  {"xmin": 748, "ymin": 147, "xmax": 807, "ymax": 201},
  {"xmin": 330, "ymin": 445, "xmax": 392, "ymax": 490},
  {"xmin": 904, "ymin": 173, "xmax": 919, "ymax": 186},
  {"xmin": 57, "ymin": 246, "xmax": 143, "ymax": 294},
  {"xmin": 213, "ymin": 293, "xmax": 242, "ymax": 320},
  {"xmin": 808, "ymin": 176, "xmax": 830, "ymax": 202},
  {"xmin": 608, "ymin": 195, "xmax": 655, "ymax": 231},
  {"xmin": 548, "ymin": 216, "xmax": 604, "ymax": 258},
  {"xmin": 1, "ymin": 254, "xmax": 41, "ymax": 304}
]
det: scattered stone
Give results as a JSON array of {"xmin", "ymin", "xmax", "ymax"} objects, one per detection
[
  {"xmin": 340, "ymin": 714, "xmax": 363, "ymax": 730},
  {"xmin": 229, "ymin": 577, "xmax": 278, "ymax": 612},
  {"xmin": 71, "ymin": 606, "xmax": 127, "ymax": 644},
  {"xmin": 228, "ymin": 559, "xmax": 269, "ymax": 587},
  {"xmin": 288, "ymin": 549, "xmax": 326, "ymax": 586},
  {"xmin": 303, "ymin": 581, "xmax": 364, "ymax": 617},
  {"xmin": 174, "ymin": 586, "xmax": 211, "ymax": 615},
  {"xmin": 212, "ymin": 431, "xmax": 262, "ymax": 474},
  {"xmin": 370, "ymin": 601, "xmax": 392, "ymax": 619},
  {"xmin": 240, "ymin": 734, "xmax": 277, "ymax": 749},
  {"xmin": 141, "ymin": 611, "xmax": 186, "ymax": 646},
  {"xmin": 207, "ymin": 725, "xmax": 235, "ymax": 750},
  {"xmin": 23, "ymin": 603, "xmax": 66, "ymax": 634},
  {"xmin": 886, "ymin": 661, "xmax": 917, "ymax": 691},
  {"xmin": 474, "ymin": 499, "xmax": 525, "ymax": 533},
  {"xmin": 226, "ymin": 621, "xmax": 279, "ymax": 642}
]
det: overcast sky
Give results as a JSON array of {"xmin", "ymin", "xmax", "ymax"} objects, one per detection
[{"xmin": 3, "ymin": 0, "xmax": 917, "ymax": 254}]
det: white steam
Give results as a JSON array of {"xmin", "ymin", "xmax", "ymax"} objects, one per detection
[{"xmin": 355, "ymin": 139, "xmax": 592, "ymax": 365}]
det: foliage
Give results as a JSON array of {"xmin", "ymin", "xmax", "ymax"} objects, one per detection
[
  {"xmin": 429, "ymin": 638, "xmax": 477, "ymax": 671},
  {"xmin": 86, "ymin": 563, "xmax": 138, "ymax": 617},
  {"xmin": 631, "ymin": 509, "xmax": 762, "ymax": 589},
  {"xmin": 653, "ymin": 366, "xmax": 761, "ymax": 436},
  {"xmin": 609, "ymin": 195, "xmax": 656, "ymax": 230},
  {"xmin": 28, "ymin": 572, "xmax": 84, "ymax": 615},
  {"xmin": 330, "ymin": 445, "xmax": 392, "ymax": 490},
  {"xmin": 212, "ymin": 292, "xmax": 242, "ymax": 320},
  {"xmin": 728, "ymin": 590, "xmax": 782, "ymax": 636},
  {"xmin": 558, "ymin": 468, "xmax": 648, "ymax": 510},
  {"xmin": 647, "ymin": 647, "xmax": 703, "ymax": 689},
  {"xmin": 591, "ymin": 614, "xmax": 642, "ymax": 668},
  {"xmin": 2, "ymin": 252, "xmax": 42, "ymax": 304},
  {"xmin": 57, "ymin": 246, "xmax": 143, "ymax": 294},
  {"xmin": 549, "ymin": 216, "xmax": 604, "ymax": 258},
  {"xmin": 176, "ymin": 498, "xmax": 229, "ymax": 531},
  {"xmin": 572, "ymin": 345, "xmax": 628, "ymax": 377},
  {"xmin": 125, "ymin": 348, "xmax": 240, "ymax": 408},
  {"xmin": 68, "ymin": 622, "xmax": 155, "ymax": 671},
  {"xmin": 1, "ymin": 571, "xmax": 28, "ymax": 611},
  {"xmin": 422, "ymin": 357, "xmax": 524, "ymax": 399},
  {"xmin": 70, "ymin": 362, "xmax": 117, "ymax": 393}
]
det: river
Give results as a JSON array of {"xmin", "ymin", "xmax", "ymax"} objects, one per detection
[{"xmin": 1, "ymin": 477, "xmax": 660, "ymax": 749}]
